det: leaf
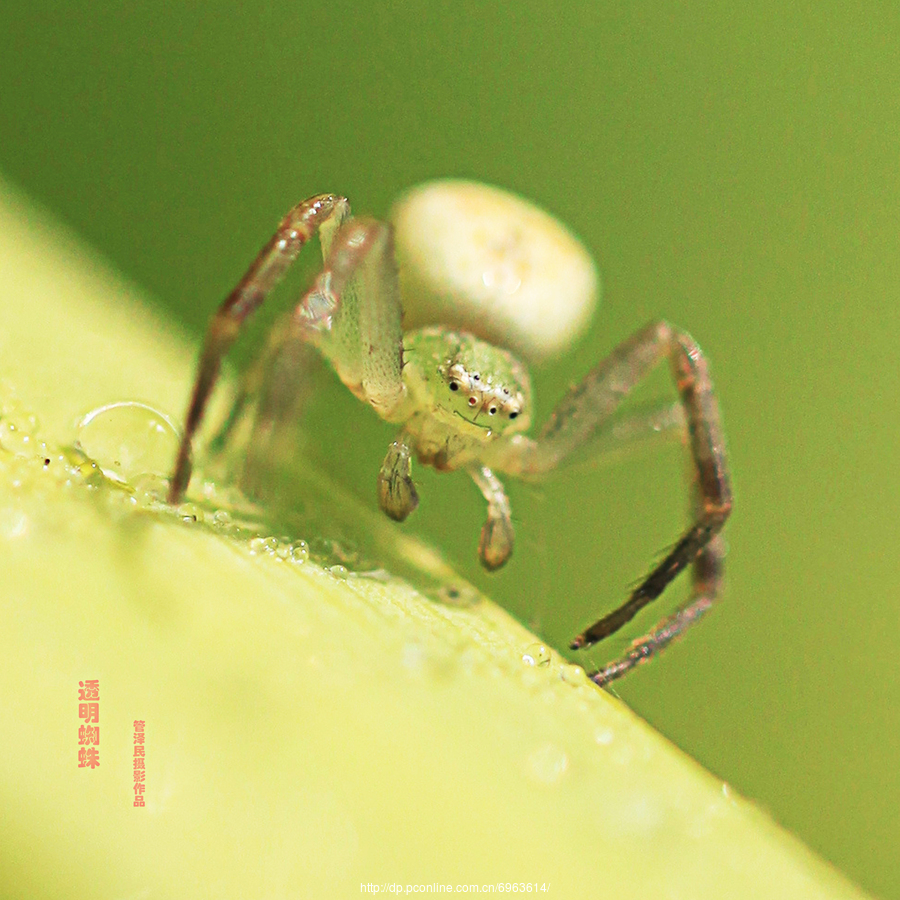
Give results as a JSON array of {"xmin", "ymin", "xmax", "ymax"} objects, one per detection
[{"xmin": 0, "ymin": 178, "xmax": 868, "ymax": 899}]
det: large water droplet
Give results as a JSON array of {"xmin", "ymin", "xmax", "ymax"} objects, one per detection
[{"xmin": 75, "ymin": 402, "xmax": 180, "ymax": 485}]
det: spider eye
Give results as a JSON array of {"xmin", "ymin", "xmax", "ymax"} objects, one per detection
[
  {"xmin": 489, "ymin": 407, "xmax": 497, "ymax": 415},
  {"xmin": 468, "ymin": 397, "xmax": 477, "ymax": 407},
  {"xmin": 473, "ymin": 374, "xmax": 480, "ymax": 381},
  {"xmin": 509, "ymin": 412, "xmax": 518, "ymax": 420},
  {"xmin": 449, "ymin": 382, "xmax": 459, "ymax": 392}
]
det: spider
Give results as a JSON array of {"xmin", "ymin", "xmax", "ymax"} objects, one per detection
[{"xmin": 167, "ymin": 180, "xmax": 732, "ymax": 687}]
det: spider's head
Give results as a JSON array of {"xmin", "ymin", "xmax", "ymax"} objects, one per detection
[
  {"xmin": 402, "ymin": 328, "xmax": 533, "ymax": 441},
  {"xmin": 435, "ymin": 335, "xmax": 532, "ymax": 437}
]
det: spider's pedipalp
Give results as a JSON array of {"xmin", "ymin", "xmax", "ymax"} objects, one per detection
[
  {"xmin": 378, "ymin": 438, "xmax": 419, "ymax": 522},
  {"xmin": 470, "ymin": 466, "xmax": 514, "ymax": 570}
]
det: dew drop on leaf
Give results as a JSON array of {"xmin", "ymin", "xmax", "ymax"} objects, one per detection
[{"xmin": 75, "ymin": 401, "xmax": 180, "ymax": 485}]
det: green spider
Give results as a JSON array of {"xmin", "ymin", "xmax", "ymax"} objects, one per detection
[{"xmin": 168, "ymin": 181, "xmax": 732, "ymax": 686}]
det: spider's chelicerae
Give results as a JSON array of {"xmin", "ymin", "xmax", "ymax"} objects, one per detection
[{"xmin": 168, "ymin": 180, "xmax": 732, "ymax": 686}]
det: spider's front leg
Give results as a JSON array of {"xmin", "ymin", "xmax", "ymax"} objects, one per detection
[
  {"xmin": 507, "ymin": 320, "xmax": 732, "ymax": 683},
  {"xmin": 234, "ymin": 212, "xmax": 410, "ymax": 480},
  {"xmin": 169, "ymin": 194, "xmax": 350, "ymax": 503}
]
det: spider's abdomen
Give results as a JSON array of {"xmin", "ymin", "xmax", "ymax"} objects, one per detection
[{"xmin": 391, "ymin": 180, "xmax": 599, "ymax": 364}]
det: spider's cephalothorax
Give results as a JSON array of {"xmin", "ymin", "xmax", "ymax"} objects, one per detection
[
  {"xmin": 399, "ymin": 327, "xmax": 532, "ymax": 471},
  {"xmin": 168, "ymin": 180, "xmax": 732, "ymax": 686}
]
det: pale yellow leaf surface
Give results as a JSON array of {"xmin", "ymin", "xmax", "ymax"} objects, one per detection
[{"xmin": 0, "ymin": 180, "xmax": 868, "ymax": 899}]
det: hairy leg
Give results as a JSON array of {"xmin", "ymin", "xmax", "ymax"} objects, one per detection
[
  {"xmin": 497, "ymin": 320, "xmax": 731, "ymax": 652},
  {"xmin": 567, "ymin": 323, "xmax": 731, "ymax": 649},
  {"xmin": 588, "ymin": 535, "xmax": 724, "ymax": 686}
]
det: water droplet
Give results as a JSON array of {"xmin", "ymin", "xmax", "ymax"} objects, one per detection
[
  {"xmin": 0, "ymin": 505, "xmax": 29, "ymax": 538},
  {"xmin": 328, "ymin": 565, "xmax": 349, "ymax": 580},
  {"xmin": 434, "ymin": 583, "xmax": 476, "ymax": 606},
  {"xmin": 559, "ymin": 663, "xmax": 587, "ymax": 686},
  {"xmin": 458, "ymin": 647, "xmax": 483, "ymax": 675},
  {"xmin": 41, "ymin": 452, "xmax": 69, "ymax": 480},
  {"xmin": 178, "ymin": 503, "xmax": 204, "ymax": 524},
  {"xmin": 401, "ymin": 642, "xmax": 426, "ymax": 673},
  {"xmin": 75, "ymin": 401, "xmax": 180, "ymax": 485},
  {"xmin": 289, "ymin": 540, "xmax": 309, "ymax": 563},
  {"xmin": 132, "ymin": 473, "xmax": 169, "ymax": 504},
  {"xmin": 522, "ymin": 643, "xmax": 551, "ymax": 668},
  {"xmin": 249, "ymin": 536, "xmax": 278, "ymax": 555},
  {"xmin": 74, "ymin": 458, "xmax": 104, "ymax": 487},
  {"xmin": 594, "ymin": 726, "xmax": 614, "ymax": 746},
  {"xmin": 212, "ymin": 510, "xmax": 232, "ymax": 527},
  {"xmin": 611, "ymin": 745, "xmax": 633, "ymax": 766},
  {"xmin": 525, "ymin": 743, "xmax": 569, "ymax": 785},
  {"xmin": 0, "ymin": 418, "xmax": 37, "ymax": 456}
]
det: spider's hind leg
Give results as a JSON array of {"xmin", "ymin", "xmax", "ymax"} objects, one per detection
[
  {"xmin": 588, "ymin": 534, "xmax": 724, "ymax": 687},
  {"xmin": 565, "ymin": 322, "xmax": 732, "ymax": 652},
  {"xmin": 501, "ymin": 320, "xmax": 732, "ymax": 668}
]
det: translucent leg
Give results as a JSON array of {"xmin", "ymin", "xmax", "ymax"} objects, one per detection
[{"xmin": 169, "ymin": 194, "xmax": 349, "ymax": 502}]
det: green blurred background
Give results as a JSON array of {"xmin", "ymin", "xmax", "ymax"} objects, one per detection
[{"xmin": 1, "ymin": 2, "xmax": 898, "ymax": 896}]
